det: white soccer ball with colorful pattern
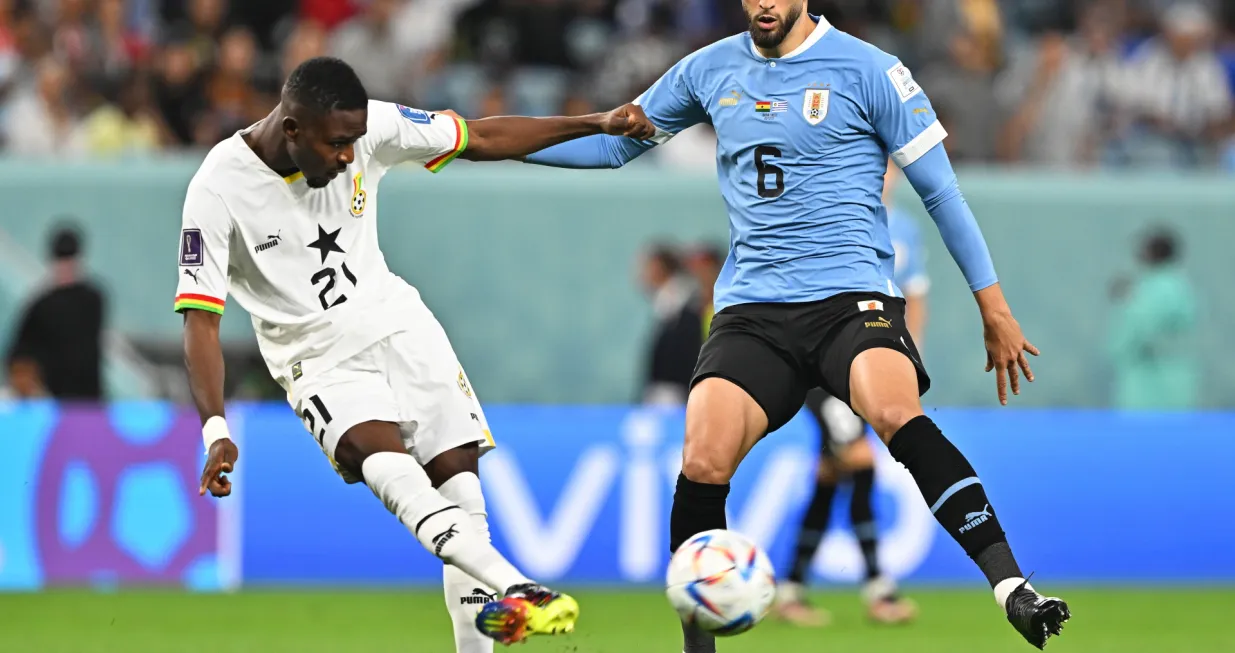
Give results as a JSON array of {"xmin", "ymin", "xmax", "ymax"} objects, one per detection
[{"xmin": 665, "ymin": 529, "xmax": 777, "ymax": 636}]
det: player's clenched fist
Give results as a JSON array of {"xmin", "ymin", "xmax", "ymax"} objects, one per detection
[
  {"xmin": 601, "ymin": 103, "xmax": 657, "ymax": 140},
  {"xmin": 199, "ymin": 438, "xmax": 239, "ymax": 497}
]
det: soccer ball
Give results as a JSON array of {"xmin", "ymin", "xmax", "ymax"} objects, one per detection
[{"xmin": 665, "ymin": 529, "xmax": 777, "ymax": 636}]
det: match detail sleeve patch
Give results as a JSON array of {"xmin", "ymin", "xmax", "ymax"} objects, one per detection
[
  {"xmin": 397, "ymin": 104, "xmax": 433, "ymax": 125},
  {"xmin": 886, "ymin": 62, "xmax": 922, "ymax": 103},
  {"xmin": 424, "ymin": 116, "xmax": 469, "ymax": 173},
  {"xmin": 179, "ymin": 229, "xmax": 204, "ymax": 266}
]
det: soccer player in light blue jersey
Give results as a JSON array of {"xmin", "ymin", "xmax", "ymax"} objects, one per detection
[{"xmin": 524, "ymin": 2, "xmax": 1069, "ymax": 649}]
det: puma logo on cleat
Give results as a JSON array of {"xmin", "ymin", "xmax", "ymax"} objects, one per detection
[
  {"xmin": 460, "ymin": 588, "xmax": 497, "ymax": 605},
  {"xmin": 432, "ymin": 524, "xmax": 459, "ymax": 556},
  {"xmin": 959, "ymin": 505, "xmax": 992, "ymax": 534},
  {"xmin": 254, "ymin": 230, "xmax": 283, "ymax": 253}
]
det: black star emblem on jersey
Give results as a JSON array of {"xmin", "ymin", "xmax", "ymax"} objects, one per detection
[{"xmin": 306, "ymin": 225, "xmax": 345, "ymax": 263}]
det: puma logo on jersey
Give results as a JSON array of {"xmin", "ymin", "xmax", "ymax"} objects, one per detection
[
  {"xmin": 254, "ymin": 230, "xmax": 282, "ymax": 253},
  {"xmin": 865, "ymin": 317, "xmax": 893, "ymax": 328},
  {"xmin": 460, "ymin": 588, "xmax": 497, "ymax": 605},
  {"xmin": 182, "ymin": 268, "xmax": 199, "ymax": 284}
]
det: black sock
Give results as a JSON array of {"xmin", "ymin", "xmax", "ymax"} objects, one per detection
[
  {"xmin": 669, "ymin": 473, "xmax": 729, "ymax": 553},
  {"xmin": 849, "ymin": 467, "xmax": 881, "ymax": 581},
  {"xmin": 787, "ymin": 479, "xmax": 837, "ymax": 584},
  {"xmin": 887, "ymin": 416, "xmax": 1023, "ymax": 587},
  {"xmin": 672, "ymin": 474, "xmax": 725, "ymax": 653},
  {"xmin": 682, "ymin": 621, "xmax": 716, "ymax": 653}
]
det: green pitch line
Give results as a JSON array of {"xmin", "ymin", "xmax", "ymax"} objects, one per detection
[{"xmin": 0, "ymin": 588, "xmax": 1230, "ymax": 653}]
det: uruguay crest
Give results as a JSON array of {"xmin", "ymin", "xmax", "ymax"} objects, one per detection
[{"xmin": 803, "ymin": 89, "xmax": 829, "ymax": 125}]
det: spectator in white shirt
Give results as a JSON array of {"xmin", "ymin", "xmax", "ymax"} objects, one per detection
[
  {"xmin": 998, "ymin": 5, "xmax": 1130, "ymax": 166},
  {"xmin": 1123, "ymin": 3, "xmax": 1232, "ymax": 166}
]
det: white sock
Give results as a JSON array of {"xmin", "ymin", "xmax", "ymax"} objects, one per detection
[
  {"xmin": 993, "ymin": 577, "xmax": 1030, "ymax": 610},
  {"xmin": 439, "ymin": 472, "xmax": 498, "ymax": 653},
  {"xmin": 362, "ymin": 452, "xmax": 530, "ymax": 596}
]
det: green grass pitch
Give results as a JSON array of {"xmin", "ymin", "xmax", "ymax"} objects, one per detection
[{"xmin": 1, "ymin": 588, "xmax": 1230, "ymax": 652}]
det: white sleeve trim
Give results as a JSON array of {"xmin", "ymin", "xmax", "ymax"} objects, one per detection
[{"xmin": 891, "ymin": 120, "xmax": 947, "ymax": 167}]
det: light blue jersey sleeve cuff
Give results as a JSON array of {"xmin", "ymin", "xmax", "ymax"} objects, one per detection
[
  {"xmin": 901, "ymin": 144, "xmax": 998, "ymax": 292},
  {"xmin": 524, "ymin": 135, "xmax": 654, "ymax": 169}
]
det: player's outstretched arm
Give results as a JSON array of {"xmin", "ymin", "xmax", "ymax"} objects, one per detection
[
  {"xmin": 183, "ymin": 309, "xmax": 238, "ymax": 497},
  {"xmin": 522, "ymin": 133, "xmax": 654, "ymax": 169},
  {"xmin": 901, "ymin": 144, "xmax": 1038, "ymax": 405},
  {"xmin": 459, "ymin": 104, "xmax": 656, "ymax": 162}
]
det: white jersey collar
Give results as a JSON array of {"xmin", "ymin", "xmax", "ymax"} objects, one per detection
[{"xmin": 749, "ymin": 14, "xmax": 831, "ymax": 61}]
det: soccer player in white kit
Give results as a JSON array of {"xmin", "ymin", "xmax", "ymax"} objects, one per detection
[{"xmin": 177, "ymin": 57, "xmax": 654, "ymax": 649}]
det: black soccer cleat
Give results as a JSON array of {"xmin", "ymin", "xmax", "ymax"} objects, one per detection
[{"xmin": 1004, "ymin": 580, "xmax": 1071, "ymax": 649}]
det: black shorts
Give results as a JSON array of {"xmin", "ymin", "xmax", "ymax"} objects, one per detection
[{"xmin": 691, "ymin": 292, "xmax": 930, "ymax": 434}]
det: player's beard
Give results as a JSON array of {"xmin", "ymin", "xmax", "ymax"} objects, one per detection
[{"xmin": 748, "ymin": 3, "xmax": 803, "ymax": 49}]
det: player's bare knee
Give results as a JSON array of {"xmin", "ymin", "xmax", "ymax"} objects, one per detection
[
  {"xmin": 864, "ymin": 404, "xmax": 923, "ymax": 443},
  {"xmin": 681, "ymin": 450, "xmax": 736, "ymax": 485},
  {"xmin": 333, "ymin": 421, "xmax": 406, "ymax": 480},
  {"xmin": 423, "ymin": 443, "xmax": 480, "ymax": 488}
]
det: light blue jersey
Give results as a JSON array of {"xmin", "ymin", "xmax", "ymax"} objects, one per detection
[
  {"xmin": 524, "ymin": 16, "xmax": 996, "ymax": 306},
  {"xmin": 634, "ymin": 16, "xmax": 945, "ymax": 310},
  {"xmin": 888, "ymin": 208, "xmax": 929, "ymax": 297}
]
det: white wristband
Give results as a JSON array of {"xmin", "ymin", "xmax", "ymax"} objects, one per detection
[{"xmin": 203, "ymin": 416, "xmax": 231, "ymax": 451}]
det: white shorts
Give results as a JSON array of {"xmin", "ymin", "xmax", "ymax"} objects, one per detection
[{"xmin": 286, "ymin": 318, "xmax": 495, "ymax": 484}]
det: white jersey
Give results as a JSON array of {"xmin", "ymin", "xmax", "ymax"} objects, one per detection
[{"xmin": 173, "ymin": 100, "xmax": 469, "ymax": 387}]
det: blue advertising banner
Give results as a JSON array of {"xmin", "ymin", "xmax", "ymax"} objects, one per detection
[
  {"xmin": 3, "ymin": 403, "xmax": 1233, "ymax": 589},
  {"xmin": 237, "ymin": 405, "xmax": 1235, "ymax": 585}
]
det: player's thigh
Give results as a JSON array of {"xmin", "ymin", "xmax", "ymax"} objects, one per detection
[
  {"xmin": 818, "ymin": 296, "xmax": 931, "ymax": 442},
  {"xmin": 849, "ymin": 348, "xmax": 924, "ymax": 442},
  {"xmin": 685, "ymin": 321, "xmax": 807, "ymax": 484},
  {"xmin": 385, "ymin": 326, "xmax": 495, "ymax": 468},
  {"xmin": 289, "ymin": 358, "xmax": 402, "ymax": 483}
]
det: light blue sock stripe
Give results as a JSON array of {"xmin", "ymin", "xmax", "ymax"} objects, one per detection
[
  {"xmin": 853, "ymin": 521, "xmax": 878, "ymax": 540},
  {"xmin": 930, "ymin": 477, "xmax": 981, "ymax": 514}
]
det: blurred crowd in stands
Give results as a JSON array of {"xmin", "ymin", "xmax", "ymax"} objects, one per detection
[{"xmin": 0, "ymin": 0, "xmax": 1233, "ymax": 168}]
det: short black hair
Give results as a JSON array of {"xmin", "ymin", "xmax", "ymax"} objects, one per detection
[
  {"xmin": 1143, "ymin": 228, "xmax": 1180, "ymax": 265},
  {"xmin": 646, "ymin": 243, "xmax": 681, "ymax": 274},
  {"xmin": 49, "ymin": 222, "xmax": 82, "ymax": 261},
  {"xmin": 283, "ymin": 57, "xmax": 368, "ymax": 115}
]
